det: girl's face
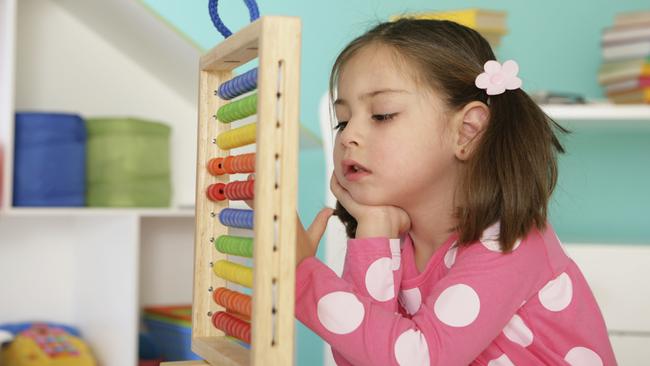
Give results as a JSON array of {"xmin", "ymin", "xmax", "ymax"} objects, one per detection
[{"xmin": 332, "ymin": 44, "xmax": 459, "ymax": 208}]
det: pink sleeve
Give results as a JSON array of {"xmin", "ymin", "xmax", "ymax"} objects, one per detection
[
  {"xmin": 295, "ymin": 234, "xmax": 554, "ymax": 366},
  {"xmin": 295, "ymin": 237, "xmax": 402, "ymax": 365},
  {"xmin": 334, "ymin": 237, "xmax": 402, "ymax": 365}
]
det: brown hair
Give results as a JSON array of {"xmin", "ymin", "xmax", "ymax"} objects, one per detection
[{"xmin": 329, "ymin": 18, "xmax": 568, "ymax": 252}]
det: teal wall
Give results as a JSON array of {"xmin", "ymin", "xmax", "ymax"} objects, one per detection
[{"xmin": 140, "ymin": 1, "xmax": 650, "ymax": 364}]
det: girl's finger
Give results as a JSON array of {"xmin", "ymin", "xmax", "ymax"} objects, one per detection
[{"xmin": 306, "ymin": 208, "xmax": 334, "ymax": 247}]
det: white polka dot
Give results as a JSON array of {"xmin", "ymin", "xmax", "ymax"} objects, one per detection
[
  {"xmin": 365, "ymin": 257, "xmax": 395, "ymax": 301},
  {"xmin": 434, "ymin": 284, "xmax": 480, "ymax": 327},
  {"xmin": 488, "ymin": 353, "xmax": 515, "ymax": 366},
  {"xmin": 481, "ymin": 222, "xmax": 501, "ymax": 251},
  {"xmin": 317, "ymin": 291, "xmax": 364, "ymax": 334},
  {"xmin": 444, "ymin": 242, "xmax": 458, "ymax": 268},
  {"xmin": 399, "ymin": 287, "xmax": 422, "ymax": 315},
  {"xmin": 503, "ymin": 314, "xmax": 534, "ymax": 347},
  {"xmin": 538, "ymin": 272, "xmax": 573, "ymax": 312},
  {"xmin": 389, "ymin": 238, "xmax": 401, "ymax": 270},
  {"xmin": 480, "ymin": 222, "xmax": 521, "ymax": 252},
  {"xmin": 394, "ymin": 329, "xmax": 430, "ymax": 366},
  {"xmin": 564, "ymin": 346, "xmax": 603, "ymax": 366}
]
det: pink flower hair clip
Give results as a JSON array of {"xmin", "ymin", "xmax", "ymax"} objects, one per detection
[{"xmin": 475, "ymin": 60, "xmax": 522, "ymax": 96}]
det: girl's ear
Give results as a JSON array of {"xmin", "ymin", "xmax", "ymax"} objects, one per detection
[{"xmin": 454, "ymin": 101, "xmax": 489, "ymax": 161}]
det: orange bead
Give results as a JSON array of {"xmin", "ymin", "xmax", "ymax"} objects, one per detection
[
  {"xmin": 222, "ymin": 156, "xmax": 234, "ymax": 174},
  {"xmin": 208, "ymin": 157, "xmax": 226, "ymax": 176},
  {"xmin": 212, "ymin": 287, "xmax": 252, "ymax": 318}
]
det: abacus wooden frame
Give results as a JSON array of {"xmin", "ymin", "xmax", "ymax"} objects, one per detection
[{"xmin": 191, "ymin": 16, "xmax": 301, "ymax": 366}]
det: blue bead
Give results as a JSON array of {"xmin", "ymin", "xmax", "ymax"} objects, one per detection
[
  {"xmin": 216, "ymin": 68, "xmax": 259, "ymax": 100},
  {"xmin": 219, "ymin": 208, "xmax": 254, "ymax": 229}
]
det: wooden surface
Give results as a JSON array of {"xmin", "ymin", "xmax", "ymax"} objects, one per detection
[
  {"xmin": 192, "ymin": 336, "xmax": 250, "ymax": 365},
  {"xmin": 192, "ymin": 67, "xmax": 231, "ymax": 340},
  {"xmin": 250, "ymin": 16, "xmax": 300, "ymax": 366},
  {"xmin": 200, "ymin": 18, "xmax": 261, "ymax": 72},
  {"xmin": 161, "ymin": 361, "xmax": 208, "ymax": 366}
]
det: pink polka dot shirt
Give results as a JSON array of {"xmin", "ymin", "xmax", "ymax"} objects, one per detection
[{"xmin": 295, "ymin": 222, "xmax": 616, "ymax": 365}]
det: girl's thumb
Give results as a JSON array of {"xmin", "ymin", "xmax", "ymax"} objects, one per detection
[{"xmin": 306, "ymin": 208, "xmax": 334, "ymax": 244}]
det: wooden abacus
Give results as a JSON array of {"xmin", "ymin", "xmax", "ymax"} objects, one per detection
[{"xmin": 181, "ymin": 15, "xmax": 301, "ymax": 366}]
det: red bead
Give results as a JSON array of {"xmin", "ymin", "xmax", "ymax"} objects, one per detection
[{"xmin": 207, "ymin": 183, "xmax": 226, "ymax": 201}]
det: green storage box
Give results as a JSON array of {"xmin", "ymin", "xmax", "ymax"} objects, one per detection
[{"xmin": 85, "ymin": 117, "xmax": 171, "ymax": 207}]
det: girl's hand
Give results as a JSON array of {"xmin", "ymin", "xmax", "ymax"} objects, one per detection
[
  {"xmin": 243, "ymin": 174, "xmax": 334, "ymax": 267},
  {"xmin": 296, "ymin": 208, "xmax": 334, "ymax": 266},
  {"xmin": 330, "ymin": 173, "xmax": 411, "ymax": 238}
]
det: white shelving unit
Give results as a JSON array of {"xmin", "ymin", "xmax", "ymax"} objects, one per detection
[
  {"xmin": 0, "ymin": 1, "xmax": 319, "ymax": 366},
  {"xmin": 4, "ymin": 207, "xmax": 196, "ymax": 218},
  {"xmin": 542, "ymin": 103, "xmax": 650, "ymax": 120},
  {"xmin": 0, "ymin": 1, "xmax": 200, "ymax": 364}
]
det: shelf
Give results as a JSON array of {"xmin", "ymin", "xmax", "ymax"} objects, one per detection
[
  {"xmin": 542, "ymin": 104, "xmax": 650, "ymax": 121},
  {"xmin": 1, "ymin": 207, "xmax": 196, "ymax": 218}
]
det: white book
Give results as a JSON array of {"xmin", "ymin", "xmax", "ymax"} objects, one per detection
[
  {"xmin": 602, "ymin": 41, "xmax": 650, "ymax": 61},
  {"xmin": 605, "ymin": 78, "xmax": 645, "ymax": 93},
  {"xmin": 603, "ymin": 25, "xmax": 650, "ymax": 44}
]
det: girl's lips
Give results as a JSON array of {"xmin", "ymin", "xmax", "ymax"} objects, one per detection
[
  {"xmin": 344, "ymin": 169, "xmax": 371, "ymax": 182},
  {"xmin": 342, "ymin": 159, "xmax": 372, "ymax": 181}
]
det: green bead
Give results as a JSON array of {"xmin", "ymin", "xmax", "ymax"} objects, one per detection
[
  {"xmin": 216, "ymin": 93, "xmax": 258, "ymax": 123},
  {"xmin": 215, "ymin": 235, "xmax": 254, "ymax": 257}
]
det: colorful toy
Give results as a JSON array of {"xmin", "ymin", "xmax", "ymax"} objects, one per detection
[
  {"xmin": 142, "ymin": 306, "xmax": 200, "ymax": 361},
  {"xmin": 187, "ymin": 0, "xmax": 302, "ymax": 364},
  {"xmin": 0, "ymin": 323, "xmax": 96, "ymax": 366}
]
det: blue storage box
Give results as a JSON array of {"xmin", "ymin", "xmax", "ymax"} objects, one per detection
[
  {"xmin": 13, "ymin": 112, "xmax": 86, "ymax": 206},
  {"xmin": 142, "ymin": 316, "xmax": 200, "ymax": 361}
]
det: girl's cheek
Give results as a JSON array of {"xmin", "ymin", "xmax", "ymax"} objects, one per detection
[{"xmin": 331, "ymin": 153, "xmax": 343, "ymax": 178}]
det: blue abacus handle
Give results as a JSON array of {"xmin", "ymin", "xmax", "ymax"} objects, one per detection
[{"xmin": 209, "ymin": 0, "xmax": 260, "ymax": 38}]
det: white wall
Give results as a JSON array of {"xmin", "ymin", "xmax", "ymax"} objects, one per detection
[
  {"xmin": 139, "ymin": 217, "xmax": 195, "ymax": 306},
  {"xmin": 0, "ymin": 0, "xmax": 16, "ymax": 209}
]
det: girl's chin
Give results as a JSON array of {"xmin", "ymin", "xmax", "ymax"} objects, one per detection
[{"xmin": 347, "ymin": 190, "xmax": 389, "ymax": 207}]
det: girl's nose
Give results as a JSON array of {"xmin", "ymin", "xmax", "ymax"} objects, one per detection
[
  {"xmin": 341, "ymin": 136, "xmax": 359, "ymax": 147},
  {"xmin": 339, "ymin": 121, "xmax": 361, "ymax": 148}
]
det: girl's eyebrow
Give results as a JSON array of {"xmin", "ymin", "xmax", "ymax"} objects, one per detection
[{"xmin": 334, "ymin": 88, "xmax": 409, "ymax": 106}]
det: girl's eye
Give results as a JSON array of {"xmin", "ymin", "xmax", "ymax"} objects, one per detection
[
  {"xmin": 333, "ymin": 121, "xmax": 348, "ymax": 131},
  {"xmin": 372, "ymin": 113, "xmax": 397, "ymax": 121}
]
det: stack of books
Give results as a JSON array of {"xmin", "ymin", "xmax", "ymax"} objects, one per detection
[
  {"xmin": 599, "ymin": 10, "xmax": 650, "ymax": 104},
  {"xmin": 391, "ymin": 9, "xmax": 508, "ymax": 48}
]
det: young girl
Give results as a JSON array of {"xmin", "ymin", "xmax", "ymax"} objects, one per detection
[{"xmin": 293, "ymin": 19, "xmax": 616, "ymax": 365}]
